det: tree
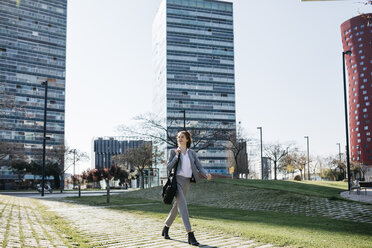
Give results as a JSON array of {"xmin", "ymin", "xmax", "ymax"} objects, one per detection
[
  {"xmin": 350, "ymin": 160, "xmax": 365, "ymax": 181},
  {"xmin": 113, "ymin": 144, "xmax": 153, "ymax": 189},
  {"xmin": 0, "ymin": 87, "xmax": 27, "ymax": 163},
  {"xmin": 329, "ymin": 153, "xmax": 346, "ymax": 180},
  {"xmin": 28, "ymin": 161, "xmax": 42, "ymax": 183},
  {"xmin": 264, "ymin": 143, "xmax": 292, "ymax": 180},
  {"xmin": 293, "ymin": 153, "xmax": 307, "ymax": 180},
  {"xmin": 279, "ymin": 153, "xmax": 296, "ymax": 179},
  {"xmin": 117, "ymin": 113, "xmax": 226, "ymax": 152},
  {"xmin": 224, "ymin": 123, "xmax": 249, "ymax": 179},
  {"xmin": 311, "ymin": 156, "xmax": 324, "ymax": 179},
  {"xmin": 65, "ymin": 148, "xmax": 89, "ymax": 188},
  {"xmin": 32, "ymin": 146, "xmax": 88, "ymax": 192},
  {"xmin": 9, "ymin": 160, "xmax": 29, "ymax": 189},
  {"xmin": 152, "ymin": 145, "xmax": 166, "ymax": 170},
  {"xmin": 46, "ymin": 145, "xmax": 69, "ymax": 192},
  {"xmin": 86, "ymin": 168, "xmax": 102, "ymax": 184},
  {"xmin": 0, "ymin": 141, "xmax": 26, "ymax": 164},
  {"xmin": 85, "ymin": 165, "xmax": 128, "ymax": 203}
]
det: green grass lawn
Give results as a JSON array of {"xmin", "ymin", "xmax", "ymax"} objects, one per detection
[
  {"xmin": 64, "ymin": 179, "xmax": 372, "ymax": 248},
  {"xmin": 214, "ymin": 179, "xmax": 348, "ymax": 199}
]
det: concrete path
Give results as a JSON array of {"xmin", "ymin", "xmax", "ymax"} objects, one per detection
[
  {"xmin": 0, "ymin": 189, "xmax": 132, "ymax": 199},
  {"xmin": 340, "ymin": 188, "xmax": 372, "ymax": 204},
  {"xmin": 41, "ymin": 199, "xmax": 277, "ymax": 248},
  {"xmin": 0, "ymin": 194, "xmax": 277, "ymax": 248},
  {"xmin": 0, "ymin": 195, "xmax": 73, "ymax": 247}
]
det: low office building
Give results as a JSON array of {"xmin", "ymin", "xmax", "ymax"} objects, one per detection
[{"xmin": 91, "ymin": 137, "xmax": 151, "ymax": 169}]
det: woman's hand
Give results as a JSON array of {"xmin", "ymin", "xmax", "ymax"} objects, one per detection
[
  {"xmin": 206, "ymin": 173, "xmax": 212, "ymax": 180},
  {"xmin": 175, "ymin": 148, "xmax": 180, "ymax": 156}
]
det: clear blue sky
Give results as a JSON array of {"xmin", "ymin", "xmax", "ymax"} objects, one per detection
[{"xmin": 65, "ymin": 0, "xmax": 371, "ymax": 173}]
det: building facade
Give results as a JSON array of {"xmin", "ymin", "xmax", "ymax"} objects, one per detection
[
  {"xmin": 341, "ymin": 14, "xmax": 372, "ymax": 166},
  {"xmin": 92, "ymin": 137, "xmax": 151, "ymax": 169},
  {"xmin": 0, "ymin": 0, "xmax": 67, "ymax": 160},
  {"xmin": 152, "ymin": 0, "xmax": 236, "ymax": 177}
]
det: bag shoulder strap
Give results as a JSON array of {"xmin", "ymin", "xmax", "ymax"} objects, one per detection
[{"xmin": 171, "ymin": 152, "xmax": 181, "ymax": 175}]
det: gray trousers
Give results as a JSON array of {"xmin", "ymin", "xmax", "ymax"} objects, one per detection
[{"xmin": 165, "ymin": 175, "xmax": 191, "ymax": 231}]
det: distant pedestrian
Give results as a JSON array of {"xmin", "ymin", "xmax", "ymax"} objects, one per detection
[{"xmin": 162, "ymin": 130, "xmax": 212, "ymax": 246}]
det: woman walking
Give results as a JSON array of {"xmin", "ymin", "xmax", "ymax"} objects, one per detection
[{"xmin": 162, "ymin": 130, "xmax": 212, "ymax": 246}]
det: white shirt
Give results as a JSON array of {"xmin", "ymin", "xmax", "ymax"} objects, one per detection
[{"xmin": 177, "ymin": 149, "xmax": 192, "ymax": 178}]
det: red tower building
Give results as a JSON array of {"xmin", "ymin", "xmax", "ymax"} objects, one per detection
[{"xmin": 341, "ymin": 14, "xmax": 372, "ymax": 166}]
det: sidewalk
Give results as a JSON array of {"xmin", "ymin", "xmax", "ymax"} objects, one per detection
[
  {"xmin": 0, "ymin": 194, "xmax": 278, "ymax": 248},
  {"xmin": 340, "ymin": 188, "xmax": 372, "ymax": 204},
  {"xmin": 42, "ymin": 199, "xmax": 277, "ymax": 248},
  {"xmin": 0, "ymin": 189, "xmax": 134, "ymax": 199}
]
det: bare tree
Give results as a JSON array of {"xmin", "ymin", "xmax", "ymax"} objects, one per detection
[
  {"xmin": 264, "ymin": 143, "xmax": 292, "ymax": 180},
  {"xmin": 0, "ymin": 142, "xmax": 26, "ymax": 163},
  {"xmin": 69, "ymin": 148, "xmax": 89, "ymax": 187},
  {"xmin": 279, "ymin": 154, "xmax": 296, "ymax": 179},
  {"xmin": 224, "ymin": 123, "xmax": 249, "ymax": 179},
  {"xmin": 113, "ymin": 144, "xmax": 156, "ymax": 189},
  {"xmin": 117, "ymin": 113, "xmax": 226, "ymax": 152},
  {"xmin": 311, "ymin": 156, "xmax": 325, "ymax": 179},
  {"xmin": 294, "ymin": 153, "xmax": 307, "ymax": 180},
  {"xmin": 0, "ymin": 86, "xmax": 27, "ymax": 163},
  {"xmin": 328, "ymin": 153, "xmax": 346, "ymax": 180},
  {"xmin": 45, "ymin": 145, "xmax": 86, "ymax": 192},
  {"xmin": 9, "ymin": 160, "xmax": 29, "ymax": 189}
]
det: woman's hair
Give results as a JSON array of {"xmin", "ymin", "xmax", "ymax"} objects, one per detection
[{"xmin": 177, "ymin": 130, "xmax": 192, "ymax": 148}]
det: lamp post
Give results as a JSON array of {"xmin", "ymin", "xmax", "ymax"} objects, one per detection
[
  {"xmin": 180, "ymin": 110, "xmax": 186, "ymax": 130},
  {"xmin": 304, "ymin": 136, "xmax": 310, "ymax": 180},
  {"xmin": 41, "ymin": 80, "xmax": 48, "ymax": 197},
  {"xmin": 72, "ymin": 149, "xmax": 76, "ymax": 189},
  {"xmin": 336, "ymin": 142, "xmax": 342, "ymax": 176},
  {"xmin": 336, "ymin": 143, "xmax": 341, "ymax": 161},
  {"xmin": 257, "ymin": 127, "xmax": 263, "ymax": 180},
  {"xmin": 342, "ymin": 50, "xmax": 352, "ymax": 191}
]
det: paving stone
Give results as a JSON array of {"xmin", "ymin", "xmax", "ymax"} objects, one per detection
[
  {"xmin": 0, "ymin": 195, "xmax": 71, "ymax": 248},
  {"xmin": 39, "ymin": 200, "xmax": 278, "ymax": 248},
  {"xmin": 5, "ymin": 188, "xmax": 371, "ymax": 248}
]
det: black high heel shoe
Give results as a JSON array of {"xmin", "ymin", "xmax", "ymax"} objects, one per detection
[
  {"xmin": 162, "ymin": 226, "xmax": 170, "ymax": 239},
  {"xmin": 188, "ymin": 232, "xmax": 200, "ymax": 246}
]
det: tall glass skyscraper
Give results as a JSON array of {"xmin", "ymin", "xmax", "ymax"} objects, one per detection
[
  {"xmin": 0, "ymin": 0, "xmax": 67, "ymax": 159},
  {"xmin": 153, "ymin": 0, "xmax": 236, "ymax": 177}
]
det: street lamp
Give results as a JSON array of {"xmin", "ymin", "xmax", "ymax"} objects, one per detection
[
  {"xmin": 180, "ymin": 110, "xmax": 186, "ymax": 130},
  {"xmin": 304, "ymin": 136, "xmax": 310, "ymax": 180},
  {"xmin": 342, "ymin": 50, "xmax": 352, "ymax": 191},
  {"xmin": 257, "ymin": 127, "xmax": 263, "ymax": 180},
  {"xmin": 336, "ymin": 143, "xmax": 341, "ymax": 162},
  {"xmin": 41, "ymin": 80, "xmax": 48, "ymax": 197},
  {"xmin": 72, "ymin": 149, "xmax": 76, "ymax": 189}
]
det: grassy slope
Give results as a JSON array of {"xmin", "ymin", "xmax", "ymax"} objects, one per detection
[
  {"xmin": 66, "ymin": 179, "xmax": 372, "ymax": 248},
  {"xmin": 214, "ymin": 179, "xmax": 348, "ymax": 199}
]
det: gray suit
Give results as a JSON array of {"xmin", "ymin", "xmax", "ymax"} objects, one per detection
[
  {"xmin": 167, "ymin": 149, "xmax": 208, "ymax": 182},
  {"xmin": 165, "ymin": 149, "xmax": 208, "ymax": 231}
]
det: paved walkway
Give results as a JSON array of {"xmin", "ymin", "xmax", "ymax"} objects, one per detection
[
  {"xmin": 340, "ymin": 188, "xmax": 372, "ymax": 204},
  {"xmin": 0, "ymin": 195, "xmax": 72, "ymax": 247},
  {"xmin": 0, "ymin": 189, "xmax": 132, "ymax": 199},
  {"xmin": 42, "ymin": 199, "xmax": 276, "ymax": 248},
  {"xmin": 0, "ymin": 194, "xmax": 277, "ymax": 248}
]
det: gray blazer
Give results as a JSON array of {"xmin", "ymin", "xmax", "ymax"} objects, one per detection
[{"xmin": 167, "ymin": 149, "xmax": 208, "ymax": 183}]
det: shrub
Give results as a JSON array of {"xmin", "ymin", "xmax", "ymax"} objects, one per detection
[{"xmin": 294, "ymin": 175, "xmax": 302, "ymax": 181}]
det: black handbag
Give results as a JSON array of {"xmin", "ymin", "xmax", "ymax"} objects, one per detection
[{"xmin": 162, "ymin": 154, "xmax": 180, "ymax": 204}]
